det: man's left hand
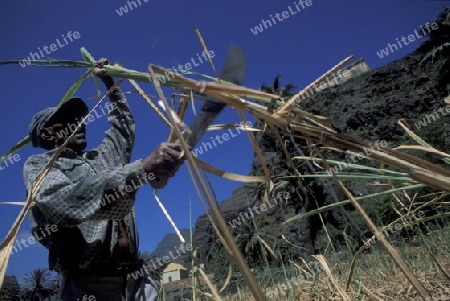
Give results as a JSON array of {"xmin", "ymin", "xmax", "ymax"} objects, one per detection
[{"xmin": 93, "ymin": 58, "xmax": 114, "ymax": 88}]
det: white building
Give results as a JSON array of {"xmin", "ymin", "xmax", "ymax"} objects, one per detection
[
  {"xmin": 315, "ymin": 58, "xmax": 371, "ymax": 92},
  {"xmin": 162, "ymin": 263, "xmax": 189, "ymax": 284}
]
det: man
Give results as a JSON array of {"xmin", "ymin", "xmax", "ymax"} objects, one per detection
[{"xmin": 23, "ymin": 58, "xmax": 184, "ymax": 301}]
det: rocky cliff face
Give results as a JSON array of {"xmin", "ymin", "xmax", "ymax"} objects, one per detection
[
  {"xmin": 192, "ymin": 8, "xmax": 450, "ymax": 272},
  {"xmin": 153, "ymin": 229, "xmax": 191, "ymax": 266}
]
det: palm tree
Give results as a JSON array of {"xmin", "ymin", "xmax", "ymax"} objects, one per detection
[
  {"xmin": 418, "ymin": 8, "xmax": 450, "ymax": 58},
  {"xmin": 20, "ymin": 269, "xmax": 58, "ymax": 301},
  {"xmin": 260, "ymin": 74, "xmax": 298, "ymax": 98},
  {"xmin": 429, "ymin": 7, "xmax": 450, "ymax": 40},
  {"xmin": 234, "ymin": 216, "xmax": 274, "ymax": 267},
  {"xmin": 0, "ymin": 276, "xmax": 20, "ymax": 301}
]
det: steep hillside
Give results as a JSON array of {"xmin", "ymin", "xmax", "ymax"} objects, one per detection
[
  {"xmin": 192, "ymin": 8, "xmax": 450, "ymax": 276},
  {"xmin": 153, "ymin": 229, "xmax": 192, "ymax": 266}
]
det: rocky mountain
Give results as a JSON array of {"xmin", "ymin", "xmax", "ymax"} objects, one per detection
[
  {"xmin": 191, "ymin": 7, "xmax": 450, "ymax": 276},
  {"xmin": 153, "ymin": 229, "xmax": 192, "ymax": 266}
]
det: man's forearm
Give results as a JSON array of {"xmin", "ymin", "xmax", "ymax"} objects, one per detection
[
  {"xmin": 101, "ymin": 76, "xmax": 115, "ymax": 91},
  {"xmin": 99, "ymin": 74, "xmax": 137, "ymax": 165}
]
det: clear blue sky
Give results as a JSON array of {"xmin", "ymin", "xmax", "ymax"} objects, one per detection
[{"xmin": 0, "ymin": 0, "xmax": 446, "ymax": 279}]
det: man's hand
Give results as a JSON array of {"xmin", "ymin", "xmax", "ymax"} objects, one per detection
[
  {"xmin": 142, "ymin": 143, "xmax": 184, "ymax": 185},
  {"xmin": 93, "ymin": 58, "xmax": 114, "ymax": 89}
]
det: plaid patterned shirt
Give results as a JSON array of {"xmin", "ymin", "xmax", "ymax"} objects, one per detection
[{"xmin": 23, "ymin": 88, "xmax": 146, "ymax": 273}]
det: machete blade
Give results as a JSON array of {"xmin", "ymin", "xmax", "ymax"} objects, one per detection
[
  {"xmin": 152, "ymin": 45, "xmax": 247, "ymax": 187},
  {"xmin": 186, "ymin": 44, "xmax": 247, "ymax": 147}
]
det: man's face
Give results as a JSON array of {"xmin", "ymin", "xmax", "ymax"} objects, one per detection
[
  {"xmin": 53, "ymin": 121, "xmax": 87, "ymax": 153},
  {"xmin": 41, "ymin": 116, "xmax": 87, "ymax": 153}
]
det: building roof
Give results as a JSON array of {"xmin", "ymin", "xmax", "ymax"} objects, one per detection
[{"xmin": 163, "ymin": 262, "xmax": 187, "ymax": 272}]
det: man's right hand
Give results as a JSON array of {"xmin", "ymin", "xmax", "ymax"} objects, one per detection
[{"xmin": 142, "ymin": 143, "xmax": 184, "ymax": 183}]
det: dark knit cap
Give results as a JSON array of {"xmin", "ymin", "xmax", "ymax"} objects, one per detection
[{"xmin": 28, "ymin": 97, "xmax": 88, "ymax": 148}]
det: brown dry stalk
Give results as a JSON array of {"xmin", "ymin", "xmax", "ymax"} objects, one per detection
[
  {"xmin": 351, "ymin": 280, "xmax": 383, "ymax": 301},
  {"xmin": 236, "ymin": 109, "xmax": 272, "ymax": 202},
  {"xmin": 148, "ymin": 65, "xmax": 269, "ymax": 301},
  {"xmin": 193, "ymin": 157, "xmax": 265, "ymax": 183},
  {"xmin": 196, "ymin": 266, "xmax": 222, "ymax": 300},
  {"xmin": 275, "ymin": 55, "xmax": 355, "ymax": 115},
  {"xmin": 314, "ymin": 255, "xmax": 352, "ymax": 301},
  {"xmin": 219, "ymin": 265, "xmax": 233, "ymax": 293},
  {"xmin": 150, "ymin": 65, "xmax": 278, "ymax": 100},
  {"xmin": 0, "ymin": 201, "xmax": 34, "ymax": 288},
  {"xmin": 167, "ymin": 95, "xmax": 189, "ymax": 143},
  {"xmin": 335, "ymin": 179, "xmax": 430, "ymax": 299},
  {"xmin": 185, "ymin": 159, "xmax": 232, "ymax": 255},
  {"xmin": 194, "ymin": 28, "xmax": 219, "ymax": 80},
  {"xmin": 128, "ymin": 79, "xmax": 171, "ymax": 126}
]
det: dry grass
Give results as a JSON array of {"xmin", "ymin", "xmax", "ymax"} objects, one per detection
[{"xmin": 218, "ymin": 232, "xmax": 450, "ymax": 301}]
